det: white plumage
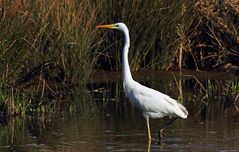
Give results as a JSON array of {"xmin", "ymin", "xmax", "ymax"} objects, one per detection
[
  {"xmin": 96, "ymin": 22, "xmax": 188, "ymax": 140},
  {"xmin": 126, "ymin": 80, "xmax": 188, "ymax": 119}
]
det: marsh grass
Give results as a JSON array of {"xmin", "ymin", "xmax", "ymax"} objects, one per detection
[
  {"xmin": 189, "ymin": 79, "xmax": 239, "ymax": 120},
  {"xmin": 0, "ymin": 0, "xmax": 100, "ymax": 116},
  {"xmin": 96, "ymin": 0, "xmax": 239, "ymax": 71},
  {"xmin": 96, "ymin": 1, "xmax": 186, "ymax": 70},
  {"xmin": 0, "ymin": 0, "xmax": 238, "ymax": 116}
]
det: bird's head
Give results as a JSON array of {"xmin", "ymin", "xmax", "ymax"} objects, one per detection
[
  {"xmin": 96, "ymin": 22, "xmax": 130, "ymax": 46},
  {"xmin": 96, "ymin": 22, "xmax": 128, "ymax": 32}
]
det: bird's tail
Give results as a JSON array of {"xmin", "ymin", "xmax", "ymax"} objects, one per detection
[
  {"xmin": 176, "ymin": 103, "xmax": 188, "ymax": 119},
  {"xmin": 164, "ymin": 96, "xmax": 188, "ymax": 119}
]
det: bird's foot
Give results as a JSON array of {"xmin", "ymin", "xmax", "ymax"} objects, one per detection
[
  {"xmin": 158, "ymin": 128, "xmax": 164, "ymax": 139},
  {"xmin": 157, "ymin": 128, "xmax": 164, "ymax": 145}
]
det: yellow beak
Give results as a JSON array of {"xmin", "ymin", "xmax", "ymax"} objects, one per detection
[{"xmin": 96, "ymin": 24, "xmax": 114, "ymax": 29}]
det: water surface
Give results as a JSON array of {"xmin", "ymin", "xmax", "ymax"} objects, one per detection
[{"xmin": 0, "ymin": 71, "xmax": 238, "ymax": 151}]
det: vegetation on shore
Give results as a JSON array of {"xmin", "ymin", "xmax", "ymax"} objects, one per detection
[{"xmin": 0, "ymin": 0, "xmax": 238, "ymax": 117}]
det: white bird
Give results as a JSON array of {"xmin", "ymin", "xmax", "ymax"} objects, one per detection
[{"xmin": 96, "ymin": 22, "xmax": 188, "ymax": 141}]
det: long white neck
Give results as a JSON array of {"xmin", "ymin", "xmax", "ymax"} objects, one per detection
[{"xmin": 121, "ymin": 28, "xmax": 133, "ymax": 91}]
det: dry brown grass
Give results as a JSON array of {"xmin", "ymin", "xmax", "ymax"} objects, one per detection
[{"xmin": 172, "ymin": 0, "xmax": 239, "ymax": 71}]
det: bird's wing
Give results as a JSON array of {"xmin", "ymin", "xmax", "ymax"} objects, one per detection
[
  {"xmin": 131, "ymin": 82, "xmax": 188, "ymax": 118},
  {"xmin": 131, "ymin": 82, "xmax": 171, "ymax": 112}
]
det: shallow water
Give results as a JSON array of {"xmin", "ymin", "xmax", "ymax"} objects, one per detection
[
  {"xmin": 1, "ymin": 105, "xmax": 238, "ymax": 152},
  {"xmin": 0, "ymin": 71, "xmax": 239, "ymax": 152}
]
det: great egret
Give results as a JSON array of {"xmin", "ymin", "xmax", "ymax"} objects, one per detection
[{"xmin": 96, "ymin": 23, "xmax": 188, "ymax": 140}]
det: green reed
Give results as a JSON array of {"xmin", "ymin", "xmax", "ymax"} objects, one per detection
[
  {"xmin": 96, "ymin": 1, "xmax": 186, "ymax": 70},
  {"xmin": 0, "ymin": 0, "xmax": 100, "ymax": 116},
  {"xmin": 0, "ymin": 0, "xmax": 238, "ymax": 116}
]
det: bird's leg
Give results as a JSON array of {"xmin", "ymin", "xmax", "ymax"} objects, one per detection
[
  {"xmin": 146, "ymin": 117, "xmax": 152, "ymax": 140},
  {"xmin": 147, "ymin": 138, "xmax": 151, "ymax": 152},
  {"xmin": 158, "ymin": 117, "xmax": 177, "ymax": 140}
]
